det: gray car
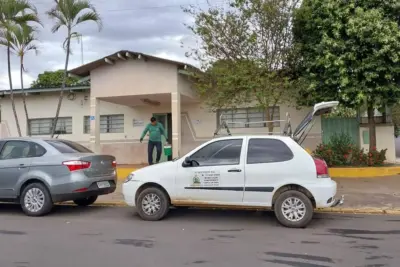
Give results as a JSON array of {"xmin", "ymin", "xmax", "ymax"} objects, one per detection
[{"xmin": 0, "ymin": 138, "xmax": 117, "ymax": 216}]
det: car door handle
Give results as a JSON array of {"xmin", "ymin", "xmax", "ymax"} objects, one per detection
[
  {"xmin": 228, "ymin": 168, "xmax": 242, "ymax": 172},
  {"xmin": 18, "ymin": 164, "xmax": 27, "ymax": 169}
]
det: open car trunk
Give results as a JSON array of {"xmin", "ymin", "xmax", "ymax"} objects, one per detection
[{"xmin": 290, "ymin": 101, "xmax": 339, "ymax": 145}]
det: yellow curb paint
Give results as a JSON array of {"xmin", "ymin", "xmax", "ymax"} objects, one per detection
[
  {"xmin": 329, "ymin": 166, "xmax": 400, "ymax": 178},
  {"xmin": 117, "ymin": 168, "xmax": 137, "ymax": 181},
  {"xmin": 116, "ymin": 166, "xmax": 400, "ymax": 179}
]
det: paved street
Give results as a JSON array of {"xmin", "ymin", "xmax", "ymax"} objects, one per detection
[{"xmin": 0, "ymin": 204, "xmax": 399, "ymax": 267}]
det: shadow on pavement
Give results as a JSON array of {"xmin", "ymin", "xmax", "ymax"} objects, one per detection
[{"xmin": 0, "ymin": 202, "xmax": 114, "ymax": 217}]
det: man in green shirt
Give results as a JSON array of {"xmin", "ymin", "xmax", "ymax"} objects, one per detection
[{"xmin": 140, "ymin": 117, "xmax": 168, "ymax": 165}]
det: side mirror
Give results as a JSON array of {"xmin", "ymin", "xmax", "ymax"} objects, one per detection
[{"xmin": 182, "ymin": 157, "xmax": 192, "ymax": 167}]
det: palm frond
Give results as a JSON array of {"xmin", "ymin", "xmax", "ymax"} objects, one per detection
[
  {"xmin": 47, "ymin": 7, "xmax": 68, "ymax": 32},
  {"xmin": 47, "ymin": 0, "xmax": 102, "ymax": 32},
  {"xmin": 75, "ymin": 11, "xmax": 102, "ymax": 30}
]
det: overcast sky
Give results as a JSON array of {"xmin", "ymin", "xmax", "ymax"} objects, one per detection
[{"xmin": 0, "ymin": 0, "xmax": 224, "ymax": 90}]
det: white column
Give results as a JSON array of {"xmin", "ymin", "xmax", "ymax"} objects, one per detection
[
  {"xmin": 171, "ymin": 92, "xmax": 181, "ymax": 158},
  {"xmin": 89, "ymin": 96, "xmax": 100, "ymax": 153}
]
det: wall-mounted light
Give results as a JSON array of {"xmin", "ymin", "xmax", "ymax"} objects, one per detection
[{"xmin": 140, "ymin": 98, "xmax": 160, "ymax": 106}]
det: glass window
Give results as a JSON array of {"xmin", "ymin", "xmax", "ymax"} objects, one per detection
[
  {"xmin": 26, "ymin": 142, "xmax": 47, "ymax": 157},
  {"xmin": 45, "ymin": 140, "xmax": 93, "ymax": 153},
  {"xmin": 190, "ymin": 139, "xmax": 242, "ymax": 166},
  {"xmin": 29, "ymin": 117, "xmax": 72, "ymax": 135},
  {"xmin": 0, "ymin": 141, "xmax": 30, "ymax": 159},
  {"xmin": 247, "ymin": 138, "xmax": 293, "ymax": 164},
  {"xmin": 218, "ymin": 107, "xmax": 280, "ymax": 128},
  {"xmin": 84, "ymin": 114, "xmax": 124, "ymax": 133}
]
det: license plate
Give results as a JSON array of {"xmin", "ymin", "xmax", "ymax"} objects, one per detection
[{"xmin": 97, "ymin": 181, "xmax": 110, "ymax": 189}]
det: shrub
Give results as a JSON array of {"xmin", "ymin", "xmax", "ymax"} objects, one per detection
[{"xmin": 313, "ymin": 133, "xmax": 387, "ymax": 167}]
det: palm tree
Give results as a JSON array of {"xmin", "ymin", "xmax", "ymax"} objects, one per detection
[
  {"xmin": 47, "ymin": 0, "xmax": 102, "ymax": 138},
  {"xmin": 0, "ymin": 0, "xmax": 40, "ymax": 137},
  {"xmin": 9, "ymin": 24, "xmax": 39, "ymax": 136}
]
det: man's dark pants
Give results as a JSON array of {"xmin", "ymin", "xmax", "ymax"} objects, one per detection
[{"xmin": 148, "ymin": 140, "xmax": 162, "ymax": 165}]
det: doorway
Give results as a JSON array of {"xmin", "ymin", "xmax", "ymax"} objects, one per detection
[{"xmin": 152, "ymin": 113, "xmax": 172, "ymax": 162}]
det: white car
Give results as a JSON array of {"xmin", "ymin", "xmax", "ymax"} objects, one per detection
[{"xmin": 123, "ymin": 101, "xmax": 344, "ymax": 228}]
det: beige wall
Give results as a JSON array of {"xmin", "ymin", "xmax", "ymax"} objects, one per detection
[
  {"xmin": 359, "ymin": 125, "xmax": 396, "ymax": 163},
  {"xmin": 0, "ymin": 92, "xmax": 323, "ymax": 164},
  {"xmin": 90, "ymin": 59, "xmax": 178, "ymax": 98}
]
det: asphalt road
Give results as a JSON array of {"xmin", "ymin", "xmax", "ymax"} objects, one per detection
[{"xmin": 0, "ymin": 204, "xmax": 399, "ymax": 267}]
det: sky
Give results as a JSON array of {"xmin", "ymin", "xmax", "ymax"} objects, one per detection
[{"xmin": 0, "ymin": 0, "xmax": 225, "ymax": 90}]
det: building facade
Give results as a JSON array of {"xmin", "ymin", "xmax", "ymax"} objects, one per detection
[{"xmin": 0, "ymin": 50, "xmax": 361, "ymax": 164}]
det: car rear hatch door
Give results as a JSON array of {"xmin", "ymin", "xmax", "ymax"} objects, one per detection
[
  {"xmin": 292, "ymin": 101, "xmax": 339, "ymax": 145},
  {"xmin": 79, "ymin": 154, "xmax": 116, "ymax": 178}
]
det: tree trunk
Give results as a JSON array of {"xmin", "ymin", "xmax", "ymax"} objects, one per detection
[
  {"xmin": 20, "ymin": 55, "xmax": 30, "ymax": 136},
  {"xmin": 266, "ymin": 107, "xmax": 274, "ymax": 135},
  {"xmin": 367, "ymin": 105, "xmax": 376, "ymax": 151},
  {"xmin": 50, "ymin": 29, "xmax": 71, "ymax": 138},
  {"xmin": 7, "ymin": 45, "xmax": 22, "ymax": 137}
]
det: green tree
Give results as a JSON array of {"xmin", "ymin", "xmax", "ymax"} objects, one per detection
[
  {"xmin": 9, "ymin": 24, "xmax": 40, "ymax": 136},
  {"xmin": 31, "ymin": 70, "xmax": 89, "ymax": 88},
  {"xmin": 294, "ymin": 0, "xmax": 400, "ymax": 150},
  {"xmin": 0, "ymin": 0, "xmax": 40, "ymax": 137},
  {"xmin": 184, "ymin": 0, "xmax": 300, "ymax": 132},
  {"xmin": 47, "ymin": 0, "xmax": 102, "ymax": 138}
]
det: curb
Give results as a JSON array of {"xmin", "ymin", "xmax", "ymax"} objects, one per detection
[
  {"xmin": 60, "ymin": 202, "xmax": 400, "ymax": 215},
  {"xmin": 116, "ymin": 166, "xmax": 400, "ymax": 179}
]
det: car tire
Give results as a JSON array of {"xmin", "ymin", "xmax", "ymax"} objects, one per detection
[
  {"xmin": 136, "ymin": 187, "xmax": 169, "ymax": 221},
  {"xmin": 73, "ymin": 196, "xmax": 98, "ymax": 206},
  {"xmin": 274, "ymin": 190, "xmax": 313, "ymax": 228},
  {"xmin": 20, "ymin": 182, "xmax": 53, "ymax": 217}
]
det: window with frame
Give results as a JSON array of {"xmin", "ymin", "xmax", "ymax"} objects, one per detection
[
  {"xmin": 218, "ymin": 106, "xmax": 280, "ymax": 128},
  {"xmin": 247, "ymin": 138, "xmax": 293, "ymax": 164},
  {"xmin": 84, "ymin": 114, "xmax": 124, "ymax": 133},
  {"xmin": 189, "ymin": 139, "xmax": 243, "ymax": 166},
  {"xmin": 0, "ymin": 141, "xmax": 46, "ymax": 160},
  {"xmin": 29, "ymin": 117, "xmax": 72, "ymax": 135}
]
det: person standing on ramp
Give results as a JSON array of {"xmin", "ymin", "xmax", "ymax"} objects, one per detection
[{"xmin": 140, "ymin": 117, "xmax": 168, "ymax": 165}]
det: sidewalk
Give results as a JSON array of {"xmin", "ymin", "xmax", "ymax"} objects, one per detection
[{"xmin": 97, "ymin": 176, "xmax": 400, "ymax": 211}]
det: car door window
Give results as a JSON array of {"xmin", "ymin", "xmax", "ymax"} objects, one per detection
[
  {"xmin": 190, "ymin": 139, "xmax": 242, "ymax": 166},
  {"xmin": 26, "ymin": 142, "xmax": 47, "ymax": 157},
  {"xmin": 0, "ymin": 141, "xmax": 30, "ymax": 160},
  {"xmin": 247, "ymin": 138, "xmax": 293, "ymax": 164}
]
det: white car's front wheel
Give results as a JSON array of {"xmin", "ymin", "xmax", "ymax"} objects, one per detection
[
  {"xmin": 274, "ymin": 190, "xmax": 313, "ymax": 228},
  {"xmin": 136, "ymin": 187, "xmax": 170, "ymax": 221}
]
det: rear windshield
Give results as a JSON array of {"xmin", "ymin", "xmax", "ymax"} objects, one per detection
[{"xmin": 45, "ymin": 140, "xmax": 93, "ymax": 153}]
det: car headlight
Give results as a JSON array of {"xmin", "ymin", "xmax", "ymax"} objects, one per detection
[{"xmin": 124, "ymin": 173, "xmax": 135, "ymax": 183}]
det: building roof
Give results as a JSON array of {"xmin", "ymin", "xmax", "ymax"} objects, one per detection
[
  {"xmin": 0, "ymin": 85, "xmax": 90, "ymax": 95},
  {"xmin": 68, "ymin": 50, "xmax": 197, "ymax": 77}
]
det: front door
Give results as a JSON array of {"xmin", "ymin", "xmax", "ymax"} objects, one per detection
[
  {"xmin": 175, "ymin": 138, "xmax": 245, "ymax": 204},
  {"xmin": 152, "ymin": 114, "xmax": 169, "ymax": 162},
  {"xmin": 0, "ymin": 141, "xmax": 32, "ymax": 198}
]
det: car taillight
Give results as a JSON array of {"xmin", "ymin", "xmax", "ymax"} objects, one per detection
[
  {"xmin": 63, "ymin": 160, "xmax": 91, "ymax": 171},
  {"xmin": 313, "ymin": 157, "xmax": 329, "ymax": 178},
  {"xmin": 112, "ymin": 160, "xmax": 117, "ymax": 168}
]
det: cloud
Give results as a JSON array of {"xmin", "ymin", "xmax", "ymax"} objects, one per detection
[{"xmin": 0, "ymin": 0, "xmax": 212, "ymax": 89}]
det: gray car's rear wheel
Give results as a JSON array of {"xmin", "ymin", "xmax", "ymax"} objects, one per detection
[
  {"xmin": 274, "ymin": 190, "xmax": 313, "ymax": 228},
  {"xmin": 73, "ymin": 196, "xmax": 98, "ymax": 206},
  {"xmin": 136, "ymin": 187, "xmax": 169, "ymax": 221},
  {"xmin": 20, "ymin": 183, "xmax": 53, "ymax": 217}
]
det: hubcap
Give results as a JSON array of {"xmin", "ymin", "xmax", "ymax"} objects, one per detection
[
  {"xmin": 24, "ymin": 188, "xmax": 45, "ymax": 213},
  {"xmin": 141, "ymin": 193, "xmax": 161, "ymax": 216},
  {"xmin": 281, "ymin": 197, "xmax": 306, "ymax": 222}
]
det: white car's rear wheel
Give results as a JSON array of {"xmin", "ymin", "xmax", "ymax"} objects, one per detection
[
  {"xmin": 136, "ymin": 187, "xmax": 169, "ymax": 221},
  {"xmin": 274, "ymin": 190, "xmax": 313, "ymax": 228}
]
